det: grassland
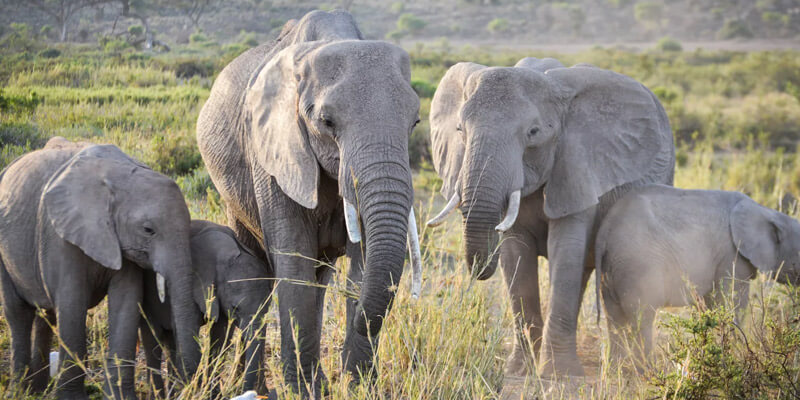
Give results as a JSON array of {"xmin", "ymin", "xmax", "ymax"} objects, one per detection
[{"xmin": 1, "ymin": 26, "xmax": 800, "ymax": 399}]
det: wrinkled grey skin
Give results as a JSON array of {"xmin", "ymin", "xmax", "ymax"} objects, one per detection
[
  {"xmin": 429, "ymin": 58, "xmax": 674, "ymax": 376},
  {"xmin": 196, "ymin": 10, "xmax": 419, "ymax": 396},
  {"xmin": 140, "ymin": 220, "xmax": 272, "ymax": 397},
  {"xmin": 0, "ymin": 138, "xmax": 200, "ymax": 400},
  {"xmin": 596, "ymin": 184, "xmax": 800, "ymax": 360}
]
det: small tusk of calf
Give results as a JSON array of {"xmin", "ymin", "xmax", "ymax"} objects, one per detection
[
  {"xmin": 407, "ymin": 208, "xmax": 423, "ymax": 299},
  {"xmin": 343, "ymin": 198, "xmax": 362, "ymax": 243},
  {"xmin": 49, "ymin": 352, "xmax": 59, "ymax": 377},
  {"xmin": 156, "ymin": 273, "xmax": 166, "ymax": 303}
]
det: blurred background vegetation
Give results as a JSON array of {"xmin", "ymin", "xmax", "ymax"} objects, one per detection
[{"xmin": 2, "ymin": 1, "xmax": 800, "ymax": 398}]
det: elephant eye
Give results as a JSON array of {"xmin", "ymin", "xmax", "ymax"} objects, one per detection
[
  {"xmin": 143, "ymin": 226, "xmax": 156, "ymax": 236},
  {"xmin": 320, "ymin": 116, "xmax": 334, "ymax": 129},
  {"xmin": 456, "ymin": 123, "xmax": 463, "ymax": 132},
  {"xmin": 529, "ymin": 127, "xmax": 540, "ymax": 137}
]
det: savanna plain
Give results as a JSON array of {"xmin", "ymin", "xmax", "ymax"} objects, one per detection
[{"xmin": 2, "ymin": 23, "xmax": 800, "ymax": 399}]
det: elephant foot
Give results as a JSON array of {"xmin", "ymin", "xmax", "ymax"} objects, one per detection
[
  {"xmin": 538, "ymin": 348, "xmax": 584, "ymax": 377},
  {"xmin": 504, "ymin": 345, "xmax": 536, "ymax": 377}
]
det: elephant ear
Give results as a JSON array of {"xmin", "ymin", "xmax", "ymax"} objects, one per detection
[
  {"xmin": 542, "ymin": 66, "xmax": 673, "ymax": 219},
  {"xmin": 730, "ymin": 198, "xmax": 781, "ymax": 273},
  {"xmin": 430, "ymin": 62, "xmax": 486, "ymax": 198},
  {"xmin": 244, "ymin": 43, "xmax": 321, "ymax": 209},
  {"xmin": 43, "ymin": 155, "xmax": 122, "ymax": 270}
]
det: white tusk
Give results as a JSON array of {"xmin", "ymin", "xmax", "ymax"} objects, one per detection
[
  {"xmin": 50, "ymin": 351, "xmax": 59, "ymax": 377},
  {"xmin": 343, "ymin": 198, "xmax": 362, "ymax": 243},
  {"xmin": 407, "ymin": 208, "xmax": 423, "ymax": 299},
  {"xmin": 495, "ymin": 190, "xmax": 521, "ymax": 233},
  {"xmin": 426, "ymin": 193, "xmax": 461, "ymax": 227},
  {"xmin": 156, "ymin": 273, "xmax": 166, "ymax": 303}
]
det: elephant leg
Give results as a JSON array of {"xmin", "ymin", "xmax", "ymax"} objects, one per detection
[
  {"xmin": 342, "ymin": 241, "xmax": 378, "ymax": 384},
  {"xmin": 104, "ymin": 265, "xmax": 143, "ymax": 400},
  {"xmin": 539, "ymin": 206, "xmax": 596, "ymax": 377},
  {"xmin": 140, "ymin": 323, "xmax": 165, "ymax": 399},
  {"xmin": 30, "ymin": 311, "xmax": 57, "ymax": 392},
  {"xmin": 0, "ymin": 264, "xmax": 36, "ymax": 384},
  {"xmin": 262, "ymin": 216, "xmax": 325, "ymax": 397},
  {"xmin": 500, "ymin": 232, "xmax": 543, "ymax": 377},
  {"xmin": 54, "ymin": 283, "xmax": 89, "ymax": 399}
]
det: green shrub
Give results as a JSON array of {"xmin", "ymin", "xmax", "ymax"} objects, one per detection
[
  {"xmin": 385, "ymin": 29, "xmax": 407, "ymax": 42},
  {"xmin": 0, "ymin": 90, "xmax": 41, "ymax": 115},
  {"xmin": 103, "ymin": 38, "xmax": 131, "ymax": 54},
  {"xmin": 634, "ymin": 1, "xmax": 663, "ymax": 25},
  {"xmin": 128, "ymin": 25, "xmax": 144, "ymax": 38},
  {"xmin": 189, "ymin": 31, "xmax": 209, "ymax": 44},
  {"xmin": 144, "ymin": 134, "xmax": 202, "ymax": 176},
  {"xmin": 655, "ymin": 36, "xmax": 682, "ymax": 52},
  {"xmin": 397, "ymin": 13, "xmax": 427, "ymax": 35},
  {"xmin": 487, "ymin": 18, "xmax": 509, "ymax": 34},
  {"xmin": 390, "ymin": 1, "xmax": 405, "ymax": 13},
  {"xmin": 651, "ymin": 286, "xmax": 800, "ymax": 399},
  {"xmin": 173, "ymin": 59, "xmax": 215, "ymax": 78},
  {"xmin": 717, "ymin": 19, "xmax": 754, "ymax": 39},
  {"xmin": 411, "ymin": 79, "xmax": 436, "ymax": 98},
  {"xmin": 177, "ymin": 167, "xmax": 216, "ymax": 200},
  {"xmin": 38, "ymin": 48, "xmax": 61, "ymax": 58}
]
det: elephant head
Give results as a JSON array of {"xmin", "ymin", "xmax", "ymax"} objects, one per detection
[
  {"xmin": 428, "ymin": 62, "xmax": 673, "ymax": 279},
  {"xmin": 43, "ymin": 145, "xmax": 201, "ymax": 377},
  {"xmin": 730, "ymin": 199, "xmax": 800, "ymax": 284},
  {"xmin": 243, "ymin": 39, "xmax": 420, "ymax": 336}
]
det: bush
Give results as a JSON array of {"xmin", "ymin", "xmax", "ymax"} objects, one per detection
[
  {"xmin": 411, "ymin": 79, "xmax": 436, "ymax": 98},
  {"xmin": 176, "ymin": 167, "xmax": 216, "ymax": 200},
  {"xmin": 144, "ymin": 134, "xmax": 202, "ymax": 176},
  {"xmin": 0, "ymin": 90, "xmax": 41, "ymax": 115},
  {"xmin": 385, "ymin": 29, "xmax": 407, "ymax": 42},
  {"xmin": 127, "ymin": 25, "xmax": 144, "ymax": 38},
  {"xmin": 651, "ymin": 286, "xmax": 800, "ymax": 399},
  {"xmin": 487, "ymin": 18, "xmax": 509, "ymax": 34},
  {"xmin": 397, "ymin": 13, "xmax": 426, "ymax": 35},
  {"xmin": 717, "ymin": 19, "xmax": 754, "ymax": 39},
  {"xmin": 173, "ymin": 59, "xmax": 215, "ymax": 78},
  {"xmin": 390, "ymin": 1, "xmax": 405, "ymax": 13},
  {"xmin": 189, "ymin": 31, "xmax": 209, "ymax": 44},
  {"xmin": 103, "ymin": 38, "xmax": 131, "ymax": 54},
  {"xmin": 38, "ymin": 47, "xmax": 61, "ymax": 58},
  {"xmin": 655, "ymin": 36, "xmax": 682, "ymax": 52}
]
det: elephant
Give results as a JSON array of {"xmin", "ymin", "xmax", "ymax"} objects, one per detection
[
  {"xmin": 140, "ymin": 220, "xmax": 273, "ymax": 397},
  {"xmin": 426, "ymin": 57, "xmax": 674, "ymax": 376},
  {"xmin": 0, "ymin": 137, "xmax": 201, "ymax": 399},
  {"xmin": 595, "ymin": 184, "xmax": 800, "ymax": 360},
  {"xmin": 196, "ymin": 10, "xmax": 423, "ymax": 397}
]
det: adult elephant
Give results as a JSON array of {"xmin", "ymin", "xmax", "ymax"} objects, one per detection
[
  {"xmin": 0, "ymin": 138, "xmax": 200, "ymax": 399},
  {"xmin": 196, "ymin": 10, "xmax": 422, "ymax": 396},
  {"xmin": 426, "ymin": 58, "xmax": 674, "ymax": 376}
]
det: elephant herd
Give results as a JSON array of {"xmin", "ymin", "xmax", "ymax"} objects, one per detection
[{"xmin": 1, "ymin": 9, "xmax": 798, "ymax": 400}]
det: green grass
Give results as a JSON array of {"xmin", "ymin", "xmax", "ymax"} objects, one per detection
[{"xmin": 1, "ymin": 34, "xmax": 800, "ymax": 399}]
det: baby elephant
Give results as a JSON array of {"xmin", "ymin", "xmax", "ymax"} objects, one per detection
[
  {"xmin": 140, "ymin": 220, "xmax": 273, "ymax": 396},
  {"xmin": 596, "ymin": 184, "xmax": 800, "ymax": 359},
  {"xmin": 0, "ymin": 138, "xmax": 201, "ymax": 399}
]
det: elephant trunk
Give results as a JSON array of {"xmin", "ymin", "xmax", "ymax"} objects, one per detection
[
  {"xmin": 346, "ymin": 157, "xmax": 412, "ymax": 338},
  {"xmin": 161, "ymin": 247, "xmax": 202, "ymax": 380},
  {"xmin": 460, "ymin": 136, "xmax": 516, "ymax": 280},
  {"xmin": 240, "ymin": 316, "xmax": 266, "ymax": 391}
]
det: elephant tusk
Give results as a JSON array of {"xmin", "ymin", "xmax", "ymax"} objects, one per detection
[
  {"xmin": 156, "ymin": 273, "xmax": 166, "ymax": 303},
  {"xmin": 426, "ymin": 193, "xmax": 461, "ymax": 227},
  {"xmin": 407, "ymin": 208, "xmax": 423, "ymax": 299},
  {"xmin": 49, "ymin": 352, "xmax": 59, "ymax": 377},
  {"xmin": 495, "ymin": 190, "xmax": 521, "ymax": 233},
  {"xmin": 343, "ymin": 198, "xmax": 362, "ymax": 243}
]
